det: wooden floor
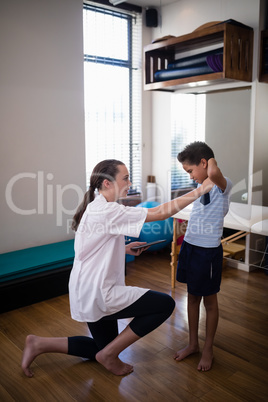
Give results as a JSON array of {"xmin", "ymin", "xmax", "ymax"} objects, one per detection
[{"xmin": 0, "ymin": 249, "xmax": 268, "ymax": 401}]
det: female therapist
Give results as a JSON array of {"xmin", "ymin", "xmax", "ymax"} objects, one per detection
[{"xmin": 22, "ymin": 159, "xmax": 212, "ymax": 377}]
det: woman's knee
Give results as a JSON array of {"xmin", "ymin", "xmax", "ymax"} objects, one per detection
[
  {"xmin": 162, "ymin": 293, "xmax": 176, "ymax": 315},
  {"xmin": 143, "ymin": 290, "xmax": 175, "ymax": 316},
  {"xmin": 129, "ymin": 293, "xmax": 175, "ymax": 337}
]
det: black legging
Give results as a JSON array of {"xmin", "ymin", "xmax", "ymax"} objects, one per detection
[{"xmin": 68, "ymin": 290, "xmax": 175, "ymax": 360}]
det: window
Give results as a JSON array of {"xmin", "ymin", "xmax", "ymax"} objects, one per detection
[
  {"xmin": 83, "ymin": 2, "xmax": 142, "ymax": 193},
  {"xmin": 171, "ymin": 93, "xmax": 206, "ymax": 191}
]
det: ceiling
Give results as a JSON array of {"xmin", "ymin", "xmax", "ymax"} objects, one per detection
[{"xmin": 125, "ymin": 0, "xmax": 178, "ymax": 8}]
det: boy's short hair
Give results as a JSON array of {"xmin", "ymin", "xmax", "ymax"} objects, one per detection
[{"xmin": 177, "ymin": 141, "xmax": 214, "ymax": 165}]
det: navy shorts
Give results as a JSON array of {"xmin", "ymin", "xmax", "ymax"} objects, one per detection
[{"xmin": 176, "ymin": 241, "xmax": 223, "ymax": 296}]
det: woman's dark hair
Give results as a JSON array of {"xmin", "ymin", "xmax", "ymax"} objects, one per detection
[
  {"xmin": 177, "ymin": 141, "xmax": 214, "ymax": 165},
  {"xmin": 72, "ymin": 159, "xmax": 125, "ymax": 231}
]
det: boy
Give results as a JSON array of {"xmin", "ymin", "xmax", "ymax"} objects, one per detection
[{"xmin": 174, "ymin": 141, "xmax": 232, "ymax": 371}]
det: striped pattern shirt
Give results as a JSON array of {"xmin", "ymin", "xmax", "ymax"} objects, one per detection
[{"xmin": 184, "ymin": 177, "xmax": 232, "ymax": 248}]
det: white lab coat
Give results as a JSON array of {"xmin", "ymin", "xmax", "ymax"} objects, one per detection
[{"xmin": 69, "ymin": 194, "xmax": 148, "ymax": 322}]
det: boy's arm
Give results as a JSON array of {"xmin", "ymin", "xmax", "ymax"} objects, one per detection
[{"xmin": 207, "ymin": 158, "xmax": 227, "ymax": 191}]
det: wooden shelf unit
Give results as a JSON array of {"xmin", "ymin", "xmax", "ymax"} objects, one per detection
[
  {"xmin": 221, "ymin": 230, "xmax": 248, "ymax": 262},
  {"xmin": 259, "ymin": 30, "xmax": 268, "ymax": 83},
  {"xmin": 144, "ymin": 22, "xmax": 253, "ymax": 93}
]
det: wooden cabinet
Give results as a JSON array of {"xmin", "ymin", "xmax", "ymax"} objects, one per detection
[
  {"xmin": 259, "ymin": 30, "xmax": 268, "ymax": 83},
  {"xmin": 144, "ymin": 21, "xmax": 253, "ymax": 92}
]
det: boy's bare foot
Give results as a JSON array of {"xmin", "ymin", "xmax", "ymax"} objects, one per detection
[
  {"xmin": 174, "ymin": 345, "xmax": 199, "ymax": 361},
  {"xmin": 96, "ymin": 350, "xmax": 133, "ymax": 376},
  {"xmin": 197, "ymin": 348, "xmax": 213, "ymax": 371},
  {"xmin": 21, "ymin": 335, "xmax": 40, "ymax": 377}
]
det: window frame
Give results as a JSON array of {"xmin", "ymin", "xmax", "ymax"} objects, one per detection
[{"xmin": 83, "ymin": 2, "xmax": 142, "ymax": 194}]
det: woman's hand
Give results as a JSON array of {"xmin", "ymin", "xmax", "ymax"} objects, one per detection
[
  {"xmin": 125, "ymin": 242, "xmax": 149, "ymax": 256},
  {"xmin": 200, "ymin": 177, "xmax": 214, "ymax": 195}
]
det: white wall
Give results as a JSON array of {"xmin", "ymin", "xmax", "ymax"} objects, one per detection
[
  {"xmin": 148, "ymin": 0, "xmax": 264, "ymax": 203},
  {"xmin": 205, "ymin": 89, "xmax": 251, "ymax": 203},
  {"xmin": 154, "ymin": 0, "xmax": 259, "ymax": 38},
  {"xmin": 0, "ymin": 0, "xmax": 85, "ymax": 252}
]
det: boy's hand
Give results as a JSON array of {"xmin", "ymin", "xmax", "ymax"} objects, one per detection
[{"xmin": 207, "ymin": 158, "xmax": 227, "ymax": 191}]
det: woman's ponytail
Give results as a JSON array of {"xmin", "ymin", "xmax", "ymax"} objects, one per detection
[
  {"xmin": 71, "ymin": 159, "xmax": 124, "ymax": 231},
  {"xmin": 71, "ymin": 188, "xmax": 94, "ymax": 231}
]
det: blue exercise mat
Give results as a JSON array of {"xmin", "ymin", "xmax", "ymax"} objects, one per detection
[
  {"xmin": 154, "ymin": 64, "xmax": 214, "ymax": 82},
  {"xmin": 167, "ymin": 47, "xmax": 223, "ymax": 69}
]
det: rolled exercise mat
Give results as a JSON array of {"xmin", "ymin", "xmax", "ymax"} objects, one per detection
[
  {"xmin": 154, "ymin": 64, "xmax": 214, "ymax": 81},
  {"xmin": 167, "ymin": 47, "xmax": 223, "ymax": 69},
  {"xmin": 206, "ymin": 53, "xmax": 223, "ymax": 72}
]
